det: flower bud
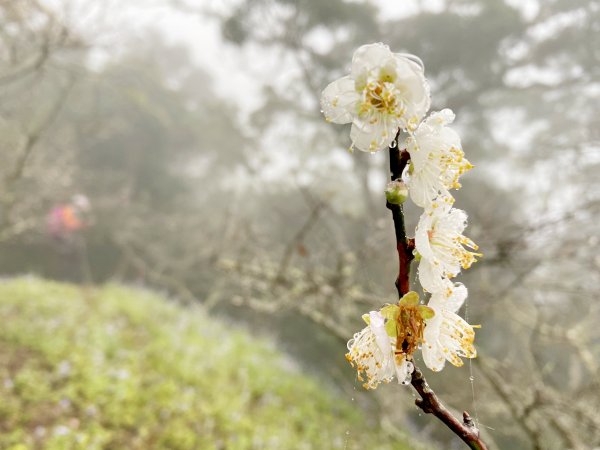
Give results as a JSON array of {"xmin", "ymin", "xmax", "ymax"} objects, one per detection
[{"xmin": 385, "ymin": 180, "xmax": 409, "ymax": 205}]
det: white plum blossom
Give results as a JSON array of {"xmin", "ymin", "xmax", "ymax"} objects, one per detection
[
  {"xmin": 321, "ymin": 43, "xmax": 430, "ymax": 153},
  {"xmin": 405, "ymin": 109, "xmax": 473, "ymax": 208},
  {"xmin": 346, "ymin": 293, "xmax": 436, "ymax": 389},
  {"xmin": 422, "ymin": 281, "xmax": 477, "ymax": 371},
  {"xmin": 346, "ymin": 310, "xmax": 413, "ymax": 389},
  {"xmin": 415, "ymin": 200, "xmax": 480, "ymax": 293},
  {"xmin": 346, "ymin": 278, "xmax": 478, "ymax": 386}
]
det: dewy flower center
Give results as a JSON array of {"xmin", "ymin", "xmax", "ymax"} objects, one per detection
[
  {"xmin": 395, "ymin": 303, "xmax": 426, "ymax": 362},
  {"xmin": 360, "ymin": 80, "xmax": 403, "ymax": 118}
]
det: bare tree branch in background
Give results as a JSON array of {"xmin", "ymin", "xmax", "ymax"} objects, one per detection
[
  {"xmin": 0, "ymin": 78, "xmax": 75, "ymax": 240},
  {"xmin": 0, "ymin": 0, "xmax": 91, "ymax": 245}
]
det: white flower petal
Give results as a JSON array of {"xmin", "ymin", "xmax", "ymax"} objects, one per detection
[
  {"xmin": 351, "ymin": 43, "xmax": 394, "ymax": 79},
  {"xmin": 429, "ymin": 281, "xmax": 468, "ymax": 314},
  {"xmin": 395, "ymin": 52, "xmax": 425, "ymax": 72},
  {"xmin": 405, "ymin": 135, "xmax": 426, "ymax": 170},
  {"xmin": 369, "ymin": 311, "xmax": 392, "ymax": 357},
  {"xmin": 393, "ymin": 56, "xmax": 431, "ymax": 125},
  {"xmin": 443, "ymin": 208, "xmax": 468, "ymax": 233},
  {"xmin": 417, "ymin": 258, "xmax": 446, "ymax": 293},
  {"xmin": 369, "ymin": 310, "xmax": 385, "ymax": 328},
  {"xmin": 415, "ymin": 203, "xmax": 479, "ymax": 293},
  {"xmin": 346, "ymin": 321, "xmax": 396, "ymax": 390},
  {"xmin": 320, "ymin": 76, "xmax": 358, "ymax": 124},
  {"xmin": 415, "ymin": 210, "xmax": 435, "ymax": 260},
  {"xmin": 422, "ymin": 313, "xmax": 446, "ymax": 371},
  {"xmin": 438, "ymin": 310, "xmax": 477, "ymax": 366},
  {"xmin": 350, "ymin": 118, "xmax": 397, "ymax": 153},
  {"xmin": 422, "ymin": 295, "xmax": 476, "ymax": 371},
  {"xmin": 406, "ymin": 109, "xmax": 471, "ymax": 206},
  {"xmin": 422, "ymin": 347, "xmax": 446, "ymax": 372},
  {"xmin": 409, "ymin": 168, "xmax": 451, "ymax": 208},
  {"xmin": 428, "ymin": 108, "xmax": 455, "ymax": 126},
  {"xmin": 449, "ymin": 283, "xmax": 468, "ymax": 312}
]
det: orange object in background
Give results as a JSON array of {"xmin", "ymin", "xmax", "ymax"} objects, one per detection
[
  {"xmin": 60, "ymin": 206, "xmax": 84, "ymax": 231},
  {"xmin": 47, "ymin": 196, "xmax": 91, "ymax": 239}
]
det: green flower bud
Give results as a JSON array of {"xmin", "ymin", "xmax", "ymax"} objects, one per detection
[{"xmin": 385, "ymin": 180, "xmax": 408, "ymax": 205}]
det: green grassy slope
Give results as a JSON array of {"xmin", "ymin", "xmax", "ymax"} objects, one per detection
[{"xmin": 0, "ymin": 278, "xmax": 414, "ymax": 450}]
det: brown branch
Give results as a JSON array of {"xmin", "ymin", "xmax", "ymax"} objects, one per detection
[
  {"xmin": 274, "ymin": 198, "xmax": 325, "ymax": 283},
  {"xmin": 385, "ymin": 144, "xmax": 414, "ymax": 298},
  {"xmin": 385, "ymin": 141, "xmax": 488, "ymax": 450},
  {"xmin": 411, "ymin": 367, "xmax": 487, "ymax": 450}
]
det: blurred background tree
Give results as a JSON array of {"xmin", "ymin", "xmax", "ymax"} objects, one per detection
[{"xmin": 0, "ymin": 0, "xmax": 598, "ymax": 449}]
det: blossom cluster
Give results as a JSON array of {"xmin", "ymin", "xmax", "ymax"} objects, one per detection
[{"xmin": 322, "ymin": 43, "xmax": 480, "ymax": 389}]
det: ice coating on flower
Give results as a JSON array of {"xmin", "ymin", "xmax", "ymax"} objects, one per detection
[
  {"xmin": 394, "ymin": 355, "xmax": 414, "ymax": 385},
  {"xmin": 405, "ymin": 109, "xmax": 473, "ymax": 208},
  {"xmin": 345, "ymin": 310, "xmax": 413, "ymax": 389},
  {"xmin": 415, "ymin": 201, "xmax": 480, "ymax": 293},
  {"xmin": 369, "ymin": 311, "xmax": 391, "ymax": 358},
  {"xmin": 422, "ymin": 281, "xmax": 476, "ymax": 371},
  {"xmin": 346, "ymin": 311, "xmax": 396, "ymax": 389},
  {"xmin": 321, "ymin": 43, "xmax": 430, "ymax": 153}
]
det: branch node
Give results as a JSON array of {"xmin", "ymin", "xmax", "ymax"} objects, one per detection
[
  {"xmin": 463, "ymin": 411, "xmax": 478, "ymax": 433},
  {"xmin": 415, "ymin": 398, "xmax": 434, "ymax": 414}
]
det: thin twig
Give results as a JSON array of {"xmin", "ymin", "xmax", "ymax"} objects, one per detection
[
  {"xmin": 275, "ymin": 199, "xmax": 325, "ymax": 283},
  {"xmin": 475, "ymin": 360, "xmax": 541, "ymax": 450},
  {"xmin": 0, "ymin": 78, "xmax": 76, "ymax": 237}
]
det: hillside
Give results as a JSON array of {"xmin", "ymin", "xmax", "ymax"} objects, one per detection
[{"xmin": 0, "ymin": 278, "xmax": 414, "ymax": 450}]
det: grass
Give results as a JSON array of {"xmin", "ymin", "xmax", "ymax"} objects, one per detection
[{"xmin": 0, "ymin": 277, "xmax": 415, "ymax": 450}]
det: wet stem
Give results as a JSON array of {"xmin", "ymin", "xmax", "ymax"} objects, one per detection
[{"xmin": 386, "ymin": 137, "xmax": 488, "ymax": 450}]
